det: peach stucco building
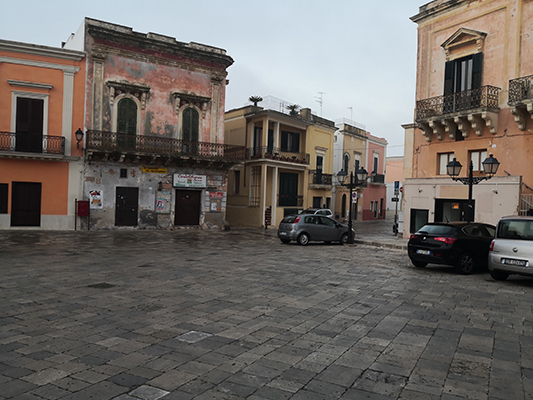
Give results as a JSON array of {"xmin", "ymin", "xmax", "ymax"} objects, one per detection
[
  {"xmin": 0, "ymin": 39, "xmax": 85, "ymax": 229},
  {"xmin": 403, "ymin": 0, "xmax": 533, "ymax": 235}
]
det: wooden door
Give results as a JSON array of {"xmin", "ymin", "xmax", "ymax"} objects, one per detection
[
  {"xmin": 115, "ymin": 187, "xmax": 138, "ymax": 226},
  {"xmin": 16, "ymin": 97, "xmax": 43, "ymax": 153},
  {"xmin": 174, "ymin": 190, "xmax": 201, "ymax": 226},
  {"xmin": 11, "ymin": 182, "xmax": 41, "ymax": 226}
]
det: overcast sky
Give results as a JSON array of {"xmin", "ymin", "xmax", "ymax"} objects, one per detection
[{"xmin": 0, "ymin": 0, "xmax": 424, "ymax": 157}]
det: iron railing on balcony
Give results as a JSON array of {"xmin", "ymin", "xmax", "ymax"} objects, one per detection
[
  {"xmin": 415, "ymin": 85, "xmax": 501, "ymax": 121},
  {"xmin": 309, "ymin": 170, "xmax": 332, "ymax": 186},
  {"xmin": 245, "ymin": 146, "xmax": 309, "ymax": 164},
  {"xmin": 86, "ymin": 130, "xmax": 245, "ymax": 160},
  {"xmin": 370, "ymin": 173, "xmax": 385, "ymax": 184},
  {"xmin": 278, "ymin": 194, "xmax": 304, "ymax": 207},
  {"xmin": 509, "ymin": 75, "xmax": 533, "ymax": 104},
  {"xmin": 0, "ymin": 131, "xmax": 65, "ymax": 155}
]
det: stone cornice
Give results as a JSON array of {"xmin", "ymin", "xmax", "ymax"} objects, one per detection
[
  {"xmin": 0, "ymin": 56, "xmax": 80, "ymax": 74},
  {"xmin": 86, "ymin": 19, "xmax": 234, "ymax": 70},
  {"xmin": 0, "ymin": 39, "xmax": 85, "ymax": 61},
  {"xmin": 411, "ymin": 0, "xmax": 469, "ymax": 24},
  {"xmin": 7, "ymin": 80, "xmax": 53, "ymax": 90}
]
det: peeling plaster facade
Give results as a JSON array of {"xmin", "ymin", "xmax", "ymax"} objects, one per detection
[{"xmin": 64, "ymin": 18, "xmax": 239, "ymax": 230}]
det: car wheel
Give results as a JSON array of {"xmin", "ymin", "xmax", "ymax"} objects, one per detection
[
  {"xmin": 340, "ymin": 233, "xmax": 348, "ymax": 245},
  {"xmin": 297, "ymin": 233, "xmax": 310, "ymax": 246},
  {"xmin": 490, "ymin": 270, "xmax": 509, "ymax": 281},
  {"xmin": 280, "ymin": 238, "xmax": 291, "ymax": 244},
  {"xmin": 455, "ymin": 253, "xmax": 475, "ymax": 275},
  {"xmin": 411, "ymin": 259, "xmax": 427, "ymax": 268}
]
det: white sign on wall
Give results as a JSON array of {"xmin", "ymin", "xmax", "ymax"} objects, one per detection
[{"xmin": 173, "ymin": 174, "xmax": 206, "ymax": 188}]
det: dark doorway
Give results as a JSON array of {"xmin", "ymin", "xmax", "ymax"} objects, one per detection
[
  {"xmin": 434, "ymin": 198, "xmax": 472, "ymax": 222},
  {"xmin": 175, "ymin": 190, "xmax": 201, "ymax": 226},
  {"xmin": 115, "ymin": 187, "xmax": 138, "ymax": 226},
  {"xmin": 410, "ymin": 208, "xmax": 429, "ymax": 233},
  {"xmin": 279, "ymin": 173, "xmax": 298, "ymax": 206},
  {"xmin": 16, "ymin": 97, "xmax": 44, "ymax": 153},
  {"xmin": 11, "ymin": 182, "xmax": 41, "ymax": 226}
]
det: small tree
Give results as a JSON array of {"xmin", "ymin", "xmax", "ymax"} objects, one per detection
[
  {"xmin": 249, "ymin": 96, "xmax": 263, "ymax": 106},
  {"xmin": 287, "ymin": 104, "xmax": 300, "ymax": 116}
]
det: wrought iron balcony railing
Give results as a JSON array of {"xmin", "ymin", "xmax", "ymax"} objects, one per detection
[
  {"xmin": 369, "ymin": 173, "xmax": 385, "ymax": 184},
  {"xmin": 309, "ymin": 170, "xmax": 332, "ymax": 186},
  {"xmin": 509, "ymin": 75, "xmax": 533, "ymax": 104},
  {"xmin": 86, "ymin": 130, "xmax": 245, "ymax": 161},
  {"xmin": 415, "ymin": 85, "xmax": 501, "ymax": 121},
  {"xmin": 0, "ymin": 132, "xmax": 65, "ymax": 155},
  {"xmin": 245, "ymin": 146, "xmax": 309, "ymax": 164}
]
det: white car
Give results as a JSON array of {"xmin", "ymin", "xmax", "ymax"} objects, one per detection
[
  {"xmin": 299, "ymin": 208, "xmax": 333, "ymax": 217},
  {"xmin": 488, "ymin": 216, "xmax": 533, "ymax": 280}
]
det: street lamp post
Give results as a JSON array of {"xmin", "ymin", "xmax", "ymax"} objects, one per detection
[
  {"xmin": 337, "ymin": 167, "xmax": 369, "ymax": 244},
  {"xmin": 446, "ymin": 154, "xmax": 500, "ymax": 222}
]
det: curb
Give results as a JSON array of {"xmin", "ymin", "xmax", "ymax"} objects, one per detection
[{"xmin": 353, "ymin": 239, "xmax": 407, "ymax": 251}]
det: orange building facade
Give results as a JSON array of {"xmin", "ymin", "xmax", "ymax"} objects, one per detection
[
  {"xmin": 0, "ymin": 40, "xmax": 85, "ymax": 229},
  {"xmin": 403, "ymin": 0, "xmax": 532, "ymax": 235}
]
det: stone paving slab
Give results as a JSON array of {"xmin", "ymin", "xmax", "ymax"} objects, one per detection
[{"xmin": 0, "ymin": 226, "xmax": 532, "ymax": 399}]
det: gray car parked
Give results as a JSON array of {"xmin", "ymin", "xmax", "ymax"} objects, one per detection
[
  {"xmin": 488, "ymin": 216, "xmax": 533, "ymax": 280},
  {"xmin": 278, "ymin": 214, "xmax": 351, "ymax": 245}
]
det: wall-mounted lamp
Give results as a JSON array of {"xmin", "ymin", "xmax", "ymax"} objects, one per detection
[{"xmin": 75, "ymin": 128, "xmax": 84, "ymax": 149}]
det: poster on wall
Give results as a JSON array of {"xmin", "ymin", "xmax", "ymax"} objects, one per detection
[
  {"xmin": 155, "ymin": 192, "xmax": 171, "ymax": 214},
  {"xmin": 89, "ymin": 190, "xmax": 103, "ymax": 209},
  {"xmin": 173, "ymin": 174, "xmax": 206, "ymax": 188}
]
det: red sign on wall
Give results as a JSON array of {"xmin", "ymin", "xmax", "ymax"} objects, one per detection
[{"xmin": 77, "ymin": 200, "xmax": 90, "ymax": 217}]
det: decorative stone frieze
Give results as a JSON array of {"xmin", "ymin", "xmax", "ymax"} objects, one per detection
[{"xmin": 106, "ymin": 81, "xmax": 150, "ymax": 110}]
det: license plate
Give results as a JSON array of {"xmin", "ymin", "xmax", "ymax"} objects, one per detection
[
  {"xmin": 502, "ymin": 258, "xmax": 528, "ymax": 267},
  {"xmin": 416, "ymin": 249, "xmax": 431, "ymax": 255},
  {"xmin": 279, "ymin": 232, "xmax": 287, "ymax": 236}
]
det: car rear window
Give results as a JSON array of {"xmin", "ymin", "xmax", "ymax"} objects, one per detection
[
  {"xmin": 417, "ymin": 225, "xmax": 455, "ymax": 235},
  {"xmin": 282, "ymin": 216, "xmax": 297, "ymax": 224},
  {"xmin": 497, "ymin": 220, "xmax": 533, "ymax": 240}
]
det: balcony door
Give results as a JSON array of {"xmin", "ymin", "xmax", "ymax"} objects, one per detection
[
  {"xmin": 117, "ymin": 98, "xmax": 137, "ymax": 150},
  {"xmin": 15, "ymin": 97, "xmax": 43, "ymax": 153},
  {"xmin": 443, "ymin": 53, "xmax": 483, "ymax": 113}
]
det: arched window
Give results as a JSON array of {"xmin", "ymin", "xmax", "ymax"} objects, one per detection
[
  {"xmin": 117, "ymin": 98, "xmax": 137, "ymax": 135},
  {"xmin": 343, "ymin": 154, "xmax": 349, "ymax": 173},
  {"xmin": 182, "ymin": 108, "xmax": 199, "ymax": 142},
  {"xmin": 117, "ymin": 98, "xmax": 137, "ymax": 148}
]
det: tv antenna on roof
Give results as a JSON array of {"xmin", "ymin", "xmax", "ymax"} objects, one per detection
[
  {"xmin": 315, "ymin": 92, "xmax": 325, "ymax": 116},
  {"xmin": 348, "ymin": 107, "xmax": 353, "ymax": 120}
]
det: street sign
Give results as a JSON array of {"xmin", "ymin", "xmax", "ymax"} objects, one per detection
[
  {"xmin": 391, "ymin": 197, "xmax": 399, "ymax": 202},
  {"xmin": 394, "ymin": 181, "xmax": 399, "ymax": 189},
  {"xmin": 352, "ymin": 192, "xmax": 357, "ymax": 203}
]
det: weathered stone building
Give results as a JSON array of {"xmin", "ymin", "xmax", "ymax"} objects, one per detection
[{"xmin": 64, "ymin": 18, "xmax": 243, "ymax": 229}]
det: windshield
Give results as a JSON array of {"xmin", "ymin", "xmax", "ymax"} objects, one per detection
[
  {"xmin": 417, "ymin": 224, "xmax": 456, "ymax": 235},
  {"xmin": 497, "ymin": 220, "xmax": 533, "ymax": 240}
]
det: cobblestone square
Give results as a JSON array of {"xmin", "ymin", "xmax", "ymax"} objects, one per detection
[{"xmin": 0, "ymin": 225, "xmax": 532, "ymax": 399}]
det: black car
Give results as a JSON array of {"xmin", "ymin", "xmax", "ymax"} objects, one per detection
[{"xmin": 408, "ymin": 222, "xmax": 496, "ymax": 274}]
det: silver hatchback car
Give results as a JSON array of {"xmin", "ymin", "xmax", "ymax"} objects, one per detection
[
  {"xmin": 488, "ymin": 216, "xmax": 533, "ymax": 280},
  {"xmin": 278, "ymin": 214, "xmax": 351, "ymax": 245}
]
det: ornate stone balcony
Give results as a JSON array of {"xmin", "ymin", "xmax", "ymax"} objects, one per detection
[
  {"xmin": 415, "ymin": 85, "xmax": 501, "ymax": 141},
  {"xmin": 308, "ymin": 170, "xmax": 332, "ymax": 190},
  {"xmin": 509, "ymin": 75, "xmax": 533, "ymax": 130}
]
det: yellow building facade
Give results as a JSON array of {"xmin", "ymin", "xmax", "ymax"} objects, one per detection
[{"xmin": 225, "ymin": 104, "xmax": 335, "ymax": 228}]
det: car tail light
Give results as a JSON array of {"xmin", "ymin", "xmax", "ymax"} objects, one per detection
[
  {"xmin": 434, "ymin": 237, "xmax": 456, "ymax": 245},
  {"xmin": 489, "ymin": 240, "xmax": 495, "ymax": 252},
  {"xmin": 294, "ymin": 216, "xmax": 300, "ymax": 223},
  {"xmin": 409, "ymin": 234, "xmax": 417, "ymax": 240}
]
